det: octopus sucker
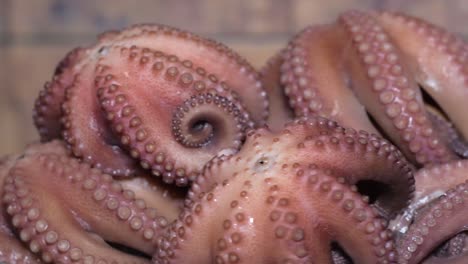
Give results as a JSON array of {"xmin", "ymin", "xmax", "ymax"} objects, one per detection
[
  {"xmin": 2, "ymin": 143, "xmax": 178, "ymax": 263},
  {"xmin": 396, "ymin": 181, "xmax": 468, "ymax": 264}
]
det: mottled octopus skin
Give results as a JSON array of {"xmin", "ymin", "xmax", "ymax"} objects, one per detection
[
  {"xmin": 280, "ymin": 10, "xmax": 468, "ymax": 166},
  {"xmin": 153, "ymin": 117, "xmax": 418, "ymax": 263},
  {"xmin": 2, "ymin": 141, "xmax": 184, "ymax": 263},
  {"xmin": 33, "ymin": 23, "xmax": 267, "ymax": 179},
  {"xmin": 0, "ymin": 155, "xmax": 41, "ymax": 263}
]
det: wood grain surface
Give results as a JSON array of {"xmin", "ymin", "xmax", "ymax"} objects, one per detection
[{"xmin": 1, "ymin": 0, "xmax": 467, "ymax": 155}]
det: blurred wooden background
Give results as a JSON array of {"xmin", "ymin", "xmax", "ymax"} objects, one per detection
[{"xmin": 1, "ymin": 0, "xmax": 467, "ymax": 155}]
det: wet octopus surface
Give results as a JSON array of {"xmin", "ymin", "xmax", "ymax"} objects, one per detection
[{"xmin": 1, "ymin": 9, "xmax": 468, "ymax": 264}]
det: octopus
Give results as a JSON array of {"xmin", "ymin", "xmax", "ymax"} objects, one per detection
[{"xmin": 1, "ymin": 9, "xmax": 467, "ymax": 264}]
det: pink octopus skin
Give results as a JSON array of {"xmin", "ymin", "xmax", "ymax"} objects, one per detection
[{"xmin": 279, "ymin": 10, "xmax": 468, "ymax": 166}]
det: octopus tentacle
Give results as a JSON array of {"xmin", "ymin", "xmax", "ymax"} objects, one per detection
[
  {"xmin": 260, "ymin": 50, "xmax": 294, "ymax": 132},
  {"xmin": 339, "ymin": 10, "xmax": 456, "ymax": 165},
  {"xmin": 378, "ymin": 11, "xmax": 468, "ymax": 140},
  {"xmin": 34, "ymin": 28, "xmax": 151, "ymax": 176},
  {"xmin": 62, "ymin": 64, "xmax": 138, "ymax": 177},
  {"xmin": 415, "ymin": 159, "xmax": 468, "ymax": 203},
  {"xmin": 0, "ymin": 155, "xmax": 41, "ymax": 263},
  {"xmin": 390, "ymin": 159, "xmax": 468, "ymax": 235},
  {"xmin": 3, "ymin": 143, "xmax": 178, "ymax": 263},
  {"xmin": 185, "ymin": 151, "xmax": 236, "ymax": 207},
  {"xmin": 33, "ymin": 48, "xmax": 85, "ymax": 141},
  {"xmin": 397, "ymin": 181, "xmax": 468, "ymax": 264},
  {"xmin": 57, "ymin": 27, "xmax": 197, "ymax": 177},
  {"xmin": 97, "ymin": 45, "xmax": 253, "ymax": 186},
  {"xmin": 155, "ymin": 158, "xmax": 395, "ymax": 263},
  {"xmin": 281, "ymin": 24, "xmax": 379, "ymax": 134},
  {"xmin": 32, "ymin": 25, "xmax": 152, "ymax": 143}
]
